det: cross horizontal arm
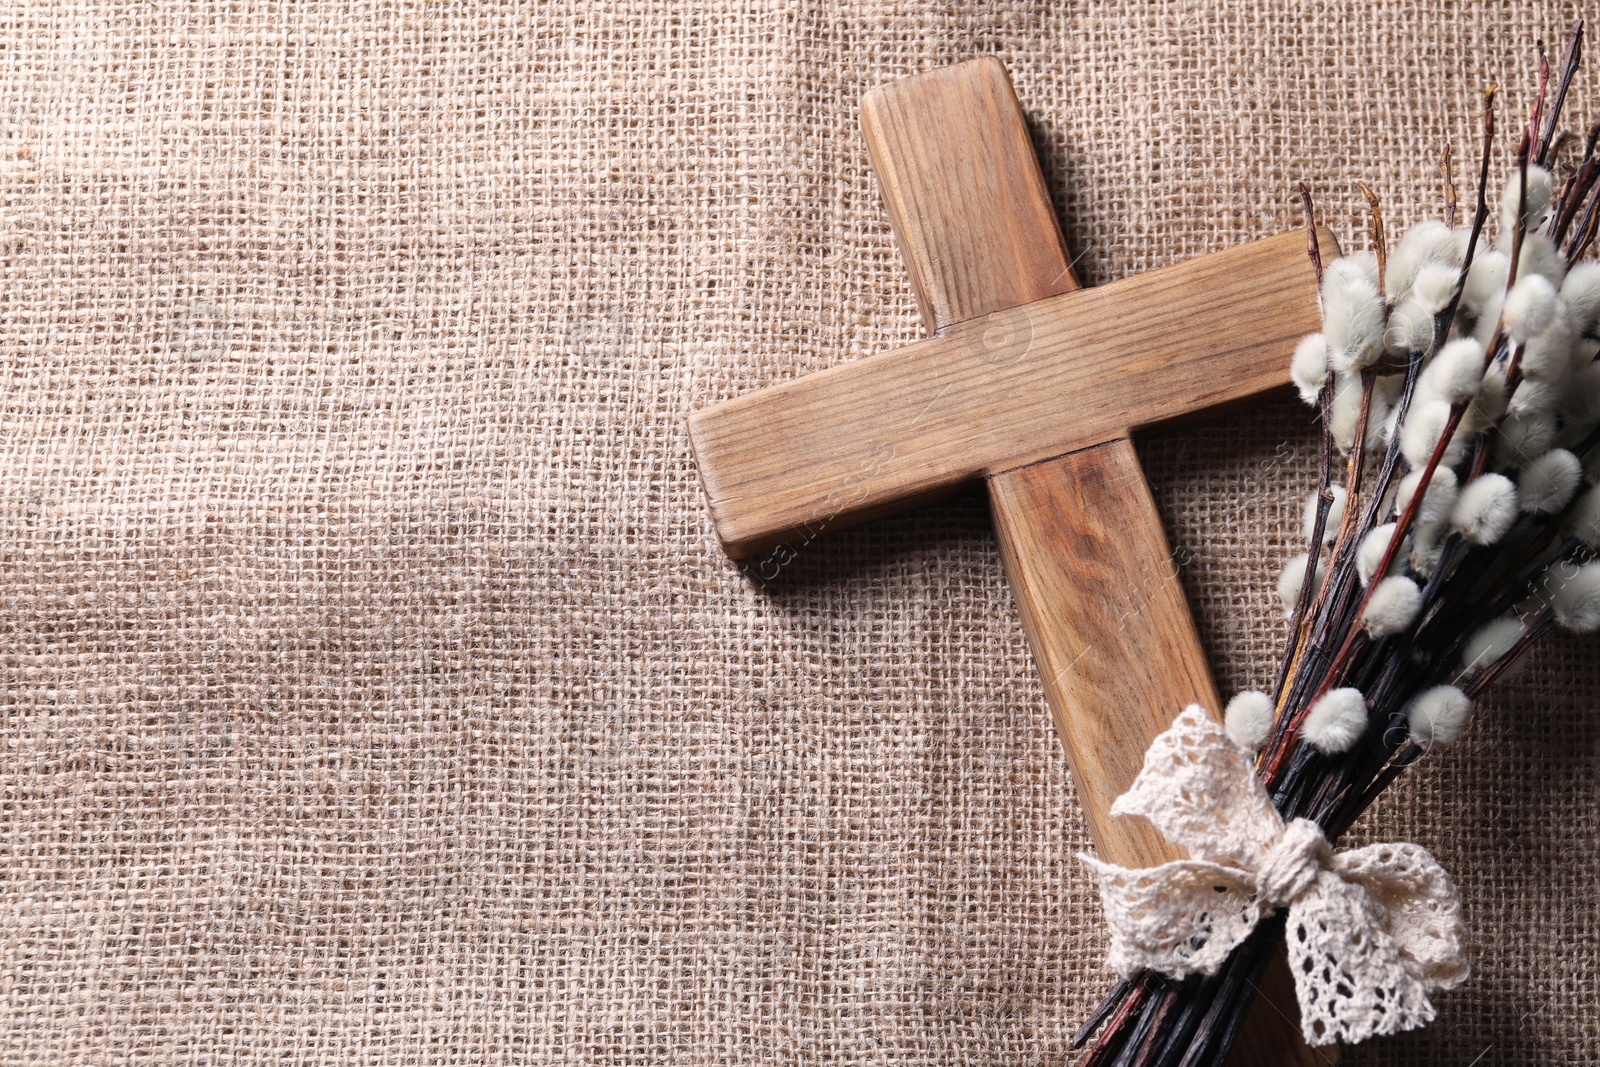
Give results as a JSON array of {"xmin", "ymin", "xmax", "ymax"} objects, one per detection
[{"xmin": 690, "ymin": 227, "xmax": 1334, "ymax": 558}]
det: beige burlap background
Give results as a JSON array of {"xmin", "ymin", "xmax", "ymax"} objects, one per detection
[{"xmin": 2, "ymin": 1, "xmax": 1597, "ymax": 1062}]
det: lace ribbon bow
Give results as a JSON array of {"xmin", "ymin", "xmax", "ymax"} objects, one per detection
[{"xmin": 1080, "ymin": 706, "xmax": 1468, "ymax": 1047}]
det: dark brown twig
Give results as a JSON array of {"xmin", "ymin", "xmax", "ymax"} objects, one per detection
[
  {"xmin": 1528, "ymin": 41, "xmax": 1550, "ymax": 163},
  {"xmin": 1508, "ymin": 133, "xmax": 1531, "ymax": 288},
  {"xmin": 1297, "ymin": 182, "xmax": 1324, "ymax": 286},
  {"xmin": 1551, "ymin": 119, "xmax": 1600, "ymax": 244},
  {"xmin": 1442, "ymin": 142, "xmax": 1458, "ymax": 227},
  {"xmin": 1536, "ymin": 19, "xmax": 1586, "ymax": 165},
  {"xmin": 1355, "ymin": 181, "xmax": 1387, "ymax": 289},
  {"xmin": 1274, "ymin": 187, "xmax": 1335, "ymax": 704}
]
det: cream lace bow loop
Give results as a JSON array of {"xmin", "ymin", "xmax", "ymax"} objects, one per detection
[{"xmin": 1080, "ymin": 706, "xmax": 1468, "ymax": 1047}]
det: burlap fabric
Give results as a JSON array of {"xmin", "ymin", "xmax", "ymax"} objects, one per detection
[{"xmin": 1, "ymin": 2, "xmax": 1595, "ymax": 1062}]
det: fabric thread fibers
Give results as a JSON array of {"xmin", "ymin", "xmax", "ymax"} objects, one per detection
[{"xmin": 0, "ymin": 2, "xmax": 1595, "ymax": 1062}]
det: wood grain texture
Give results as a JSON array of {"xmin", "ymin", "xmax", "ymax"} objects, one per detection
[
  {"xmin": 689, "ymin": 227, "xmax": 1334, "ymax": 558},
  {"xmin": 991, "ymin": 445, "xmax": 1323, "ymax": 1065},
  {"xmin": 990, "ymin": 439, "xmax": 1213, "ymax": 865},
  {"xmin": 860, "ymin": 57, "xmax": 1077, "ymax": 332}
]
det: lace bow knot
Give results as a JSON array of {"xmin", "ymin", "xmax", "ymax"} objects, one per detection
[
  {"xmin": 1256, "ymin": 817, "xmax": 1328, "ymax": 909},
  {"xmin": 1080, "ymin": 706, "xmax": 1468, "ymax": 1047}
]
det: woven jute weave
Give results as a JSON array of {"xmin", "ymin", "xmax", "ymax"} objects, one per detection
[{"xmin": 1, "ymin": 2, "xmax": 1596, "ymax": 1062}]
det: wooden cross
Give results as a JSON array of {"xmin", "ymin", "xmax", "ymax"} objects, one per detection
[{"xmin": 689, "ymin": 58, "xmax": 1336, "ymax": 1063}]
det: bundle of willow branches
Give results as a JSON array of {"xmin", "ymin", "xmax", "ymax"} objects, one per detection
[{"xmin": 1075, "ymin": 19, "xmax": 1600, "ymax": 1065}]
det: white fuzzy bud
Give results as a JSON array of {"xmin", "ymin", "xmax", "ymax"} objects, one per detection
[
  {"xmin": 1460, "ymin": 616, "xmax": 1528, "ymax": 676},
  {"xmin": 1400, "ymin": 399, "xmax": 1465, "ymax": 468},
  {"xmin": 1449, "ymin": 473, "xmax": 1519, "ymax": 544},
  {"xmin": 1410, "ymin": 522, "xmax": 1446, "ymax": 572},
  {"xmin": 1461, "ymin": 250, "xmax": 1509, "ymax": 318},
  {"xmin": 1303, "ymin": 688, "xmax": 1369, "ymax": 754},
  {"xmin": 1291, "ymin": 334, "xmax": 1329, "ymax": 405},
  {"xmin": 1405, "ymin": 686, "xmax": 1473, "ymax": 747},
  {"xmin": 1560, "ymin": 261, "xmax": 1600, "ymax": 334},
  {"xmin": 1551, "ymin": 561, "xmax": 1600, "ymax": 632},
  {"xmin": 1357, "ymin": 522, "xmax": 1399, "ymax": 585},
  {"xmin": 1507, "ymin": 376, "xmax": 1562, "ymax": 418},
  {"xmin": 1502, "ymin": 274, "xmax": 1560, "ymax": 343},
  {"xmin": 1277, "ymin": 553, "xmax": 1325, "ymax": 616},
  {"xmin": 1367, "ymin": 379, "xmax": 1392, "ymax": 449},
  {"xmin": 1517, "ymin": 449, "xmax": 1583, "ymax": 514},
  {"xmin": 1329, "ymin": 373, "xmax": 1388, "ymax": 453},
  {"xmin": 1410, "ymin": 261, "xmax": 1459, "ymax": 315},
  {"xmin": 1397, "ymin": 466, "xmax": 1459, "ymax": 529},
  {"xmin": 1499, "ymin": 165, "xmax": 1554, "ymax": 241},
  {"xmin": 1224, "ymin": 690, "xmax": 1276, "ymax": 750},
  {"xmin": 1387, "ymin": 220, "xmax": 1458, "ymax": 301},
  {"xmin": 1472, "ymin": 288, "xmax": 1506, "ymax": 346},
  {"xmin": 1325, "ymin": 253, "xmax": 1379, "ymax": 290},
  {"xmin": 1301, "ymin": 486, "xmax": 1346, "ymax": 545},
  {"xmin": 1462, "ymin": 368, "xmax": 1508, "ymax": 432},
  {"xmin": 1518, "ymin": 316, "xmax": 1575, "ymax": 381},
  {"xmin": 1454, "ymin": 226, "xmax": 1487, "ymax": 264},
  {"xmin": 1323, "ymin": 271, "xmax": 1385, "ymax": 371},
  {"xmin": 1419, "ymin": 338, "xmax": 1487, "ymax": 404},
  {"xmin": 1560, "ymin": 482, "xmax": 1600, "ymax": 548},
  {"xmin": 1360, "ymin": 576, "xmax": 1423, "ymax": 637},
  {"xmin": 1493, "ymin": 412, "xmax": 1556, "ymax": 468},
  {"xmin": 1383, "ymin": 298, "xmax": 1436, "ymax": 357},
  {"xmin": 1374, "ymin": 374, "xmax": 1405, "ymax": 448},
  {"xmin": 1516, "ymin": 231, "xmax": 1569, "ymax": 287},
  {"xmin": 1330, "ymin": 374, "xmax": 1359, "ymax": 452},
  {"xmin": 1381, "ymin": 393, "xmax": 1404, "ymax": 446}
]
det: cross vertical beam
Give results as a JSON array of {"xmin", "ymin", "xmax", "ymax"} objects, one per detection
[{"xmin": 691, "ymin": 57, "xmax": 1334, "ymax": 1062}]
